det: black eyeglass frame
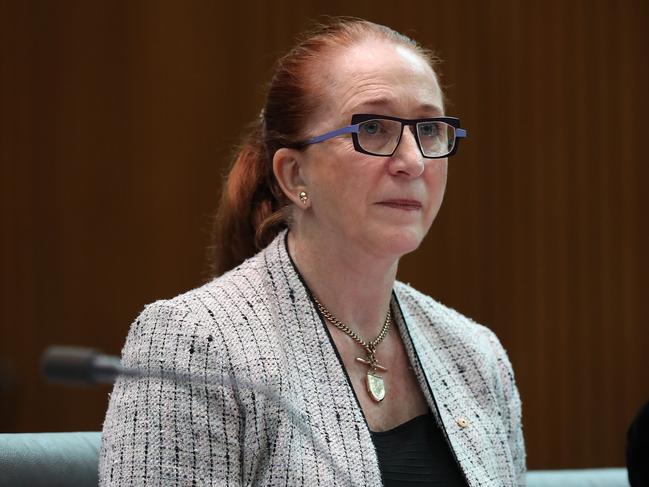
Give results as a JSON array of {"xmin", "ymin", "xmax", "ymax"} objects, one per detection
[{"xmin": 300, "ymin": 113, "xmax": 468, "ymax": 159}]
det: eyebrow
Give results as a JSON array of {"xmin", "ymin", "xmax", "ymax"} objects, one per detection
[{"xmin": 350, "ymin": 97, "xmax": 444, "ymax": 116}]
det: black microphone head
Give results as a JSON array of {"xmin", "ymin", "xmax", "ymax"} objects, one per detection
[{"xmin": 40, "ymin": 346, "xmax": 101, "ymax": 386}]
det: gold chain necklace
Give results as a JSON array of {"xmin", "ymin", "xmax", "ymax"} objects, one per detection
[{"xmin": 313, "ymin": 296, "xmax": 390, "ymax": 402}]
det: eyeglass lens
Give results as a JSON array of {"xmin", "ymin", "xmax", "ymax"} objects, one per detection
[{"xmin": 357, "ymin": 119, "xmax": 455, "ymax": 157}]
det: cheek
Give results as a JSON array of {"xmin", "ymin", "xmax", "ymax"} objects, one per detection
[
  {"xmin": 307, "ymin": 168, "xmax": 359, "ymax": 226},
  {"xmin": 314, "ymin": 148, "xmax": 376, "ymax": 209},
  {"xmin": 425, "ymin": 160, "xmax": 448, "ymax": 213}
]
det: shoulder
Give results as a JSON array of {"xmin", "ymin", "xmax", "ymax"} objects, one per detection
[
  {"xmin": 393, "ymin": 280, "xmax": 517, "ymax": 395},
  {"xmin": 394, "ymin": 280, "xmax": 521, "ymax": 407},
  {"xmin": 122, "ymin": 251, "xmax": 275, "ymax": 369},
  {"xmin": 394, "ymin": 280, "xmax": 502, "ymax": 353}
]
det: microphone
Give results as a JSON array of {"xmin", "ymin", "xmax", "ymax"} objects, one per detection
[
  {"xmin": 41, "ymin": 346, "xmax": 125, "ymax": 386},
  {"xmin": 41, "ymin": 345, "xmax": 230, "ymax": 388},
  {"xmin": 40, "ymin": 345, "xmax": 354, "ymax": 484}
]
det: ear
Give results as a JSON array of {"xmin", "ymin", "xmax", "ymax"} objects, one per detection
[{"xmin": 272, "ymin": 147, "xmax": 309, "ymax": 208}]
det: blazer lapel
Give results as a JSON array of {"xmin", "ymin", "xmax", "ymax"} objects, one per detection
[{"xmin": 392, "ymin": 288, "xmax": 513, "ymax": 486}]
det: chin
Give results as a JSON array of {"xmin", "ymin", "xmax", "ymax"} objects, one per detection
[{"xmin": 368, "ymin": 226, "xmax": 426, "ymax": 259}]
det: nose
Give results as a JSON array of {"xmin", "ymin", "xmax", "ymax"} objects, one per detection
[{"xmin": 388, "ymin": 126, "xmax": 425, "ymax": 178}]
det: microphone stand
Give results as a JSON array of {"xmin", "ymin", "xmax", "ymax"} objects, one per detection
[{"xmin": 40, "ymin": 345, "xmax": 354, "ymax": 486}]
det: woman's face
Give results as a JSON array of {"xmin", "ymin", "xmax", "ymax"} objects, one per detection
[{"xmin": 300, "ymin": 40, "xmax": 448, "ymax": 261}]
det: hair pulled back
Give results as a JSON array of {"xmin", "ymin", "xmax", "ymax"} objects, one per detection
[{"xmin": 212, "ymin": 18, "xmax": 439, "ymax": 276}]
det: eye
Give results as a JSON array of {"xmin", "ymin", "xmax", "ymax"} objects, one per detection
[
  {"xmin": 360, "ymin": 120, "xmax": 382, "ymax": 135},
  {"xmin": 419, "ymin": 122, "xmax": 440, "ymax": 137}
]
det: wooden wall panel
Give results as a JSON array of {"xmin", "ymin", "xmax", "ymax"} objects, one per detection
[{"xmin": 1, "ymin": 0, "xmax": 647, "ymax": 470}]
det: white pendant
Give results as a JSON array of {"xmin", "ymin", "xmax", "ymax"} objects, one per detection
[{"xmin": 366, "ymin": 371, "xmax": 386, "ymax": 402}]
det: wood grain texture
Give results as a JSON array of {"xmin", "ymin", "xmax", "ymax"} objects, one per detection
[{"xmin": 1, "ymin": 0, "xmax": 647, "ymax": 470}]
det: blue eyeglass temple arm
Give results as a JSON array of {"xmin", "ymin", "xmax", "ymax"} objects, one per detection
[
  {"xmin": 303, "ymin": 124, "xmax": 468, "ymax": 146},
  {"xmin": 303, "ymin": 124, "xmax": 360, "ymax": 146}
]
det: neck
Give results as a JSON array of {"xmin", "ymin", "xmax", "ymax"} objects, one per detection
[{"xmin": 287, "ymin": 229, "xmax": 398, "ymax": 339}]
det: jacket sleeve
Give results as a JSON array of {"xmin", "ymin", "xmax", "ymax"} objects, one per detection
[
  {"xmin": 485, "ymin": 330, "xmax": 527, "ymax": 485},
  {"xmin": 99, "ymin": 301, "xmax": 243, "ymax": 486}
]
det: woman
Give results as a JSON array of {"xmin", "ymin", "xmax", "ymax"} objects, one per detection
[{"xmin": 100, "ymin": 18, "xmax": 525, "ymax": 486}]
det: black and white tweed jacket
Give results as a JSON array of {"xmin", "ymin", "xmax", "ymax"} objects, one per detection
[{"xmin": 99, "ymin": 230, "xmax": 526, "ymax": 486}]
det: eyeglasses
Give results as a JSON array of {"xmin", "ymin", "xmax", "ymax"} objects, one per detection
[{"xmin": 299, "ymin": 114, "xmax": 467, "ymax": 159}]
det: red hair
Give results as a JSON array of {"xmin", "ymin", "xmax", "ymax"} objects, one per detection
[{"xmin": 211, "ymin": 18, "xmax": 441, "ymax": 276}]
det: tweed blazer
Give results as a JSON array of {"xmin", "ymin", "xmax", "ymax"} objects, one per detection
[{"xmin": 99, "ymin": 230, "xmax": 525, "ymax": 486}]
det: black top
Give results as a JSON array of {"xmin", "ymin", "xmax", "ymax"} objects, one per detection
[{"xmin": 370, "ymin": 412, "xmax": 467, "ymax": 486}]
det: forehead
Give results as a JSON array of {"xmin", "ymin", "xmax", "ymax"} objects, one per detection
[{"xmin": 318, "ymin": 40, "xmax": 443, "ymax": 122}]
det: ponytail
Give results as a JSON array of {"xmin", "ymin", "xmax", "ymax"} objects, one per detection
[{"xmin": 211, "ymin": 121, "xmax": 289, "ymax": 276}]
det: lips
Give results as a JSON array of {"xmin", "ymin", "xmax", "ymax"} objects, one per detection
[{"xmin": 376, "ymin": 199, "xmax": 423, "ymax": 210}]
